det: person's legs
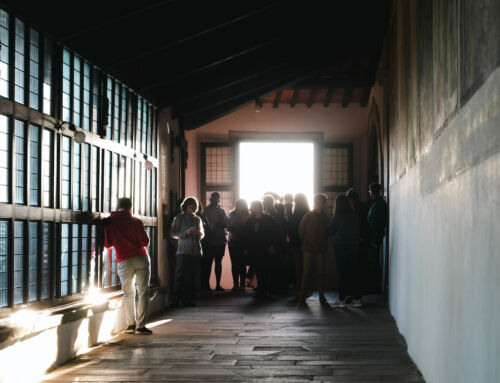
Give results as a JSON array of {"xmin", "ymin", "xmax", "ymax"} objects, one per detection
[
  {"xmin": 118, "ymin": 259, "xmax": 136, "ymax": 327},
  {"xmin": 134, "ymin": 256, "xmax": 151, "ymax": 329},
  {"xmin": 334, "ymin": 246, "xmax": 349, "ymax": 301},
  {"xmin": 172, "ymin": 253, "xmax": 185, "ymax": 304},
  {"xmin": 202, "ymin": 247, "xmax": 215, "ymax": 290},
  {"xmin": 349, "ymin": 246, "xmax": 361, "ymax": 300},
  {"xmin": 315, "ymin": 252, "xmax": 327, "ymax": 302},
  {"xmin": 214, "ymin": 245, "xmax": 225, "ymax": 289},
  {"xmin": 299, "ymin": 251, "xmax": 313, "ymax": 299},
  {"xmin": 367, "ymin": 244, "xmax": 382, "ymax": 293},
  {"xmin": 182, "ymin": 255, "xmax": 198, "ymax": 304},
  {"xmin": 291, "ymin": 246, "xmax": 303, "ymax": 292},
  {"xmin": 228, "ymin": 243, "xmax": 239, "ymax": 289}
]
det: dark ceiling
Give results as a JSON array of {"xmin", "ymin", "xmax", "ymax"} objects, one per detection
[{"xmin": 1, "ymin": 0, "xmax": 390, "ymax": 130}]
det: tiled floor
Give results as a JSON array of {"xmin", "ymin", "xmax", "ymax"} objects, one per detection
[{"xmin": 41, "ymin": 291, "xmax": 425, "ymax": 382}]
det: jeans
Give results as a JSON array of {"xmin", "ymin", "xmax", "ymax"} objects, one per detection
[
  {"xmin": 228, "ymin": 243, "xmax": 246, "ymax": 288},
  {"xmin": 173, "ymin": 253, "xmax": 200, "ymax": 304},
  {"xmin": 203, "ymin": 245, "xmax": 226, "ymax": 288},
  {"xmin": 334, "ymin": 244, "xmax": 360, "ymax": 301},
  {"xmin": 117, "ymin": 255, "xmax": 151, "ymax": 329}
]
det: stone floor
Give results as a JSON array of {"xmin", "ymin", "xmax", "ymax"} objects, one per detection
[{"xmin": 41, "ymin": 291, "xmax": 425, "ymax": 382}]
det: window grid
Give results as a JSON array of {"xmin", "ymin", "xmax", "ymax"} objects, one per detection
[
  {"xmin": 205, "ymin": 146, "xmax": 232, "ymax": 185},
  {"xmin": 111, "ymin": 153, "xmax": 119, "ymax": 211},
  {"xmin": 41, "ymin": 222, "xmax": 50, "ymax": 299},
  {"xmin": 61, "ymin": 49, "xmax": 71, "ymax": 121},
  {"xmin": 71, "ymin": 223, "xmax": 79, "ymax": 294},
  {"xmin": 0, "ymin": 9, "xmax": 9, "ymax": 97},
  {"xmin": 72, "ymin": 55, "xmax": 81, "ymax": 127},
  {"xmin": 91, "ymin": 68, "xmax": 99, "ymax": 134},
  {"xmin": 113, "ymin": 80, "xmax": 120, "ymax": 142},
  {"xmin": 29, "ymin": 28, "xmax": 39, "ymax": 110},
  {"xmin": 323, "ymin": 147, "xmax": 349, "ymax": 187},
  {"xmin": 136, "ymin": 97, "xmax": 142, "ymax": 151},
  {"xmin": 106, "ymin": 76, "xmax": 112, "ymax": 140},
  {"xmin": 72, "ymin": 142, "xmax": 81, "ymax": 210},
  {"xmin": 60, "ymin": 223, "xmax": 69, "ymax": 297},
  {"xmin": 91, "ymin": 146, "xmax": 98, "ymax": 211},
  {"xmin": 141, "ymin": 164, "xmax": 146, "ymax": 215},
  {"xmin": 14, "ymin": 120, "xmax": 25, "ymax": 204},
  {"xmin": 42, "ymin": 128, "xmax": 53, "ymax": 207},
  {"xmin": 28, "ymin": 221, "xmax": 38, "ymax": 301},
  {"xmin": 120, "ymin": 86, "xmax": 127, "ymax": 144},
  {"xmin": 81, "ymin": 224, "xmax": 88, "ymax": 291},
  {"xmin": 142, "ymin": 102, "xmax": 148, "ymax": 154},
  {"xmin": 29, "ymin": 124, "xmax": 40, "ymax": 206},
  {"xmin": 82, "ymin": 62, "xmax": 90, "ymax": 131},
  {"xmin": 13, "ymin": 220, "xmax": 24, "ymax": 304},
  {"xmin": 42, "ymin": 36, "xmax": 52, "ymax": 115},
  {"xmin": 103, "ymin": 150, "xmax": 111, "ymax": 212},
  {"xmin": 146, "ymin": 166, "xmax": 151, "ymax": 217},
  {"xmin": 0, "ymin": 220, "xmax": 8, "ymax": 307},
  {"xmin": 0, "ymin": 115, "xmax": 10, "ymax": 203},
  {"xmin": 61, "ymin": 136, "xmax": 71, "ymax": 209},
  {"xmin": 14, "ymin": 18, "xmax": 25, "ymax": 104},
  {"xmin": 82, "ymin": 143, "xmax": 90, "ymax": 211}
]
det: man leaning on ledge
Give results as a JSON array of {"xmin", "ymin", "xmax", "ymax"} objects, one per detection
[{"xmin": 104, "ymin": 197, "xmax": 152, "ymax": 335}]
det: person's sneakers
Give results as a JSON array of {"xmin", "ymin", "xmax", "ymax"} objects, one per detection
[
  {"xmin": 124, "ymin": 325, "xmax": 136, "ymax": 334},
  {"xmin": 331, "ymin": 300, "xmax": 347, "ymax": 308},
  {"xmin": 135, "ymin": 327, "xmax": 153, "ymax": 335},
  {"xmin": 351, "ymin": 299, "xmax": 363, "ymax": 308}
]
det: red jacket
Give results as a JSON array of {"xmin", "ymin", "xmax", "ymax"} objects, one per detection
[{"xmin": 104, "ymin": 210, "xmax": 150, "ymax": 263}]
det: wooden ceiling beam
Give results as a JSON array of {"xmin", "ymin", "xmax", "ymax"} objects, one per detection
[
  {"xmin": 273, "ymin": 91, "xmax": 282, "ymax": 108},
  {"xmin": 290, "ymin": 88, "xmax": 299, "ymax": 108},
  {"xmin": 360, "ymin": 86, "xmax": 371, "ymax": 107},
  {"xmin": 323, "ymin": 88, "xmax": 334, "ymax": 107},
  {"xmin": 342, "ymin": 88, "xmax": 353, "ymax": 108},
  {"xmin": 307, "ymin": 89, "xmax": 316, "ymax": 108}
]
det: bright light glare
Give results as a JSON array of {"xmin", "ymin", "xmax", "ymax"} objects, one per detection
[
  {"xmin": 239, "ymin": 142, "xmax": 314, "ymax": 207},
  {"xmin": 147, "ymin": 319, "xmax": 172, "ymax": 328}
]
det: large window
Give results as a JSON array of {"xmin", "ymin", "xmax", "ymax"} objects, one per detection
[{"xmin": 0, "ymin": 5, "xmax": 159, "ymax": 309}]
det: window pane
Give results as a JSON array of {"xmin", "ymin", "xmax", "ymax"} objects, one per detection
[
  {"xmin": 43, "ymin": 37, "xmax": 52, "ymax": 115},
  {"xmin": 111, "ymin": 153, "xmax": 119, "ymax": 211},
  {"xmin": 72, "ymin": 142, "xmax": 81, "ymax": 210},
  {"xmin": 136, "ymin": 97, "xmax": 142, "ymax": 151},
  {"xmin": 62, "ymin": 49, "xmax": 71, "ymax": 122},
  {"xmin": 120, "ymin": 87, "xmax": 127, "ymax": 144},
  {"xmin": 14, "ymin": 221, "xmax": 24, "ymax": 304},
  {"xmin": 41, "ymin": 222, "xmax": 51, "ymax": 299},
  {"xmin": 82, "ymin": 143, "xmax": 90, "ymax": 211},
  {"xmin": 14, "ymin": 120, "xmax": 25, "ymax": 204},
  {"xmin": 103, "ymin": 150, "xmax": 111, "ymax": 212},
  {"xmin": 28, "ymin": 222, "xmax": 38, "ymax": 301},
  {"xmin": 73, "ymin": 55, "xmax": 81, "ymax": 126},
  {"xmin": 91, "ymin": 68, "xmax": 100, "ymax": 134},
  {"xmin": 61, "ymin": 136, "xmax": 71, "ymax": 209},
  {"xmin": 91, "ymin": 146, "xmax": 99, "ymax": 211},
  {"xmin": 142, "ymin": 102, "xmax": 147, "ymax": 153},
  {"xmin": 81, "ymin": 224, "xmax": 88, "ymax": 291},
  {"xmin": 0, "ymin": 115, "xmax": 10, "ymax": 203},
  {"xmin": 71, "ymin": 223, "xmax": 79, "ymax": 294},
  {"xmin": 14, "ymin": 19, "xmax": 25, "ymax": 104},
  {"xmin": 0, "ymin": 220, "xmax": 9, "ymax": 307},
  {"xmin": 60, "ymin": 223, "xmax": 69, "ymax": 296},
  {"xmin": 82, "ymin": 62, "xmax": 90, "ymax": 131},
  {"xmin": 29, "ymin": 28, "xmax": 40, "ymax": 110},
  {"xmin": 106, "ymin": 77, "xmax": 112, "ymax": 140},
  {"xmin": 30, "ymin": 124, "xmax": 40, "ymax": 206},
  {"xmin": 42, "ymin": 129, "xmax": 53, "ymax": 207},
  {"xmin": 113, "ymin": 81, "xmax": 120, "ymax": 142},
  {"xmin": 0, "ymin": 9, "xmax": 9, "ymax": 98}
]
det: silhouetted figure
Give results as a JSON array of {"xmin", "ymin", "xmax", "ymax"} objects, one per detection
[
  {"xmin": 203, "ymin": 192, "xmax": 228, "ymax": 291},
  {"xmin": 227, "ymin": 199, "xmax": 250, "ymax": 291},
  {"xmin": 263, "ymin": 194, "xmax": 286, "ymax": 293},
  {"xmin": 287, "ymin": 193, "xmax": 310, "ymax": 291},
  {"xmin": 104, "ymin": 197, "xmax": 152, "ymax": 335},
  {"xmin": 243, "ymin": 200, "xmax": 279, "ymax": 299},
  {"xmin": 328, "ymin": 195, "xmax": 361, "ymax": 308},
  {"xmin": 171, "ymin": 197, "xmax": 204, "ymax": 307},
  {"xmin": 346, "ymin": 188, "xmax": 371, "ymax": 294},
  {"xmin": 297, "ymin": 194, "xmax": 330, "ymax": 303},
  {"xmin": 196, "ymin": 202, "xmax": 210, "ymax": 292},
  {"xmin": 367, "ymin": 182, "xmax": 387, "ymax": 293},
  {"xmin": 282, "ymin": 193, "xmax": 294, "ymax": 287}
]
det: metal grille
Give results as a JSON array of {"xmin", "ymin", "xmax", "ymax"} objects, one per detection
[
  {"xmin": 205, "ymin": 146, "xmax": 232, "ymax": 185},
  {"xmin": 323, "ymin": 147, "xmax": 349, "ymax": 187}
]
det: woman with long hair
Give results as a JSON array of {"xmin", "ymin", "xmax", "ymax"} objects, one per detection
[
  {"xmin": 328, "ymin": 194, "xmax": 361, "ymax": 308},
  {"xmin": 227, "ymin": 198, "xmax": 250, "ymax": 291}
]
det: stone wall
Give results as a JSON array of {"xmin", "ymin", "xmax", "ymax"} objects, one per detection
[{"xmin": 371, "ymin": 1, "xmax": 500, "ymax": 382}]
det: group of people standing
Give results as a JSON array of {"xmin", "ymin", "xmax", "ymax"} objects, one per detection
[{"xmin": 169, "ymin": 183, "xmax": 387, "ymax": 308}]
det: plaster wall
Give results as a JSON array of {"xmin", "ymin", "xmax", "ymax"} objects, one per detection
[{"xmin": 372, "ymin": 1, "xmax": 500, "ymax": 382}]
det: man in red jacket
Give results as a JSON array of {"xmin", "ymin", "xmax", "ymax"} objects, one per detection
[{"xmin": 104, "ymin": 198, "xmax": 152, "ymax": 335}]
